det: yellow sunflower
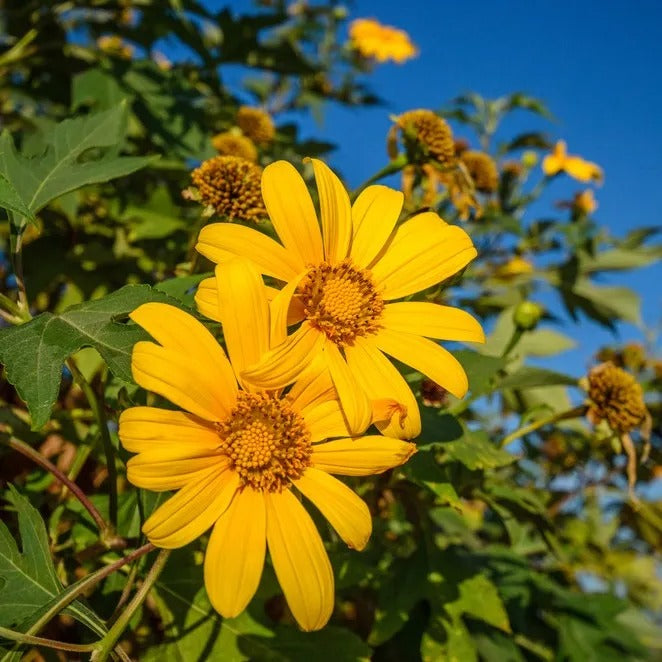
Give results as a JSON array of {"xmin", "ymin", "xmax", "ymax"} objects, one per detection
[
  {"xmin": 349, "ymin": 18, "xmax": 418, "ymax": 64},
  {"xmin": 542, "ymin": 141, "xmax": 603, "ymax": 183},
  {"xmin": 119, "ymin": 259, "xmax": 415, "ymax": 631},
  {"xmin": 195, "ymin": 159, "xmax": 483, "ymax": 440}
]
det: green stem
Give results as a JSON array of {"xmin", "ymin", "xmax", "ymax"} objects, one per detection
[
  {"xmin": 7, "ymin": 543, "xmax": 154, "ymax": 657},
  {"xmin": 92, "ymin": 549, "xmax": 170, "ymax": 662},
  {"xmin": 0, "ymin": 292, "xmax": 22, "ymax": 319},
  {"xmin": 350, "ymin": 155, "xmax": 408, "ymax": 199},
  {"xmin": 2, "ymin": 435, "xmax": 108, "ymax": 532},
  {"xmin": 0, "ymin": 626, "xmax": 97, "ymax": 653},
  {"xmin": 499, "ymin": 405, "xmax": 587, "ymax": 448},
  {"xmin": 501, "ymin": 327, "xmax": 524, "ymax": 358},
  {"xmin": 67, "ymin": 358, "xmax": 118, "ymax": 528},
  {"xmin": 10, "ymin": 231, "xmax": 30, "ymax": 318}
]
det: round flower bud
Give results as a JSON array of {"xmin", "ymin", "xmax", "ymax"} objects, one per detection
[{"xmin": 513, "ymin": 301, "xmax": 544, "ymax": 330}]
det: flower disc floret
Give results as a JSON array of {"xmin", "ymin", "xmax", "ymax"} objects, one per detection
[
  {"xmin": 191, "ymin": 156, "xmax": 266, "ymax": 222},
  {"xmin": 216, "ymin": 392, "xmax": 312, "ymax": 492},
  {"xmin": 460, "ymin": 150, "xmax": 499, "ymax": 193},
  {"xmin": 393, "ymin": 109, "xmax": 455, "ymax": 166},
  {"xmin": 587, "ymin": 362, "xmax": 647, "ymax": 433},
  {"xmin": 300, "ymin": 259, "xmax": 384, "ymax": 346},
  {"xmin": 237, "ymin": 106, "xmax": 275, "ymax": 144},
  {"xmin": 211, "ymin": 132, "xmax": 258, "ymax": 162}
]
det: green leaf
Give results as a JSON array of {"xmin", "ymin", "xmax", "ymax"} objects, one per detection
[
  {"xmin": 498, "ymin": 366, "xmax": 577, "ymax": 390},
  {"xmin": 0, "ymin": 285, "xmax": 177, "ymax": 429},
  {"xmin": 452, "ymin": 350, "xmax": 507, "ymax": 395},
  {"xmin": 0, "ymin": 487, "xmax": 105, "ymax": 635},
  {"xmin": 441, "ymin": 430, "xmax": 514, "ymax": 470},
  {"xmin": 71, "ymin": 68, "xmax": 126, "ymax": 111},
  {"xmin": 0, "ymin": 174, "xmax": 34, "ymax": 221},
  {"xmin": 0, "ymin": 104, "xmax": 155, "ymax": 216}
]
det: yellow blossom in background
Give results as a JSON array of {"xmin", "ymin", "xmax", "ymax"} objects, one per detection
[
  {"xmin": 119, "ymin": 261, "xmax": 416, "ymax": 631},
  {"xmin": 495, "ymin": 256, "xmax": 534, "ymax": 278},
  {"xmin": 349, "ymin": 18, "xmax": 418, "ymax": 64},
  {"xmin": 543, "ymin": 140, "xmax": 603, "ymax": 183},
  {"xmin": 97, "ymin": 35, "xmax": 133, "ymax": 59},
  {"xmin": 388, "ymin": 109, "xmax": 455, "ymax": 165},
  {"xmin": 211, "ymin": 131, "xmax": 258, "ymax": 162},
  {"xmin": 190, "ymin": 156, "xmax": 266, "ymax": 222},
  {"xmin": 587, "ymin": 362, "xmax": 647, "ymax": 434},
  {"xmin": 195, "ymin": 159, "xmax": 484, "ymax": 441},
  {"xmin": 152, "ymin": 51, "xmax": 172, "ymax": 71},
  {"xmin": 460, "ymin": 150, "xmax": 499, "ymax": 193},
  {"xmin": 237, "ymin": 106, "xmax": 275, "ymax": 144},
  {"xmin": 574, "ymin": 189, "xmax": 597, "ymax": 214}
]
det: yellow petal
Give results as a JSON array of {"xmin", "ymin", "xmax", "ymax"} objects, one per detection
[
  {"xmin": 204, "ymin": 487, "xmax": 266, "ymax": 618},
  {"xmin": 242, "ymin": 323, "xmax": 325, "ymax": 390},
  {"xmin": 132, "ymin": 341, "xmax": 234, "ymax": 421},
  {"xmin": 261, "ymin": 161, "xmax": 324, "ymax": 268},
  {"xmin": 194, "ymin": 276, "xmax": 221, "ymax": 323},
  {"xmin": 269, "ymin": 271, "xmax": 307, "ymax": 347},
  {"xmin": 119, "ymin": 406, "xmax": 219, "ymax": 453},
  {"xmin": 143, "ymin": 467, "xmax": 239, "ymax": 548},
  {"xmin": 564, "ymin": 156, "xmax": 603, "ymax": 183},
  {"xmin": 324, "ymin": 342, "xmax": 372, "ymax": 435},
  {"xmin": 308, "ymin": 158, "xmax": 352, "ymax": 263},
  {"xmin": 127, "ymin": 453, "xmax": 226, "ymax": 491},
  {"xmin": 265, "ymin": 489, "xmax": 334, "ymax": 631},
  {"xmin": 197, "ymin": 222, "xmax": 301, "ymax": 281},
  {"xmin": 370, "ymin": 213, "xmax": 477, "ymax": 300},
  {"xmin": 288, "ymin": 355, "xmax": 336, "ymax": 412},
  {"xmin": 344, "ymin": 337, "xmax": 421, "ymax": 440},
  {"xmin": 312, "ymin": 436, "xmax": 416, "ymax": 475},
  {"xmin": 215, "ymin": 261, "xmax": 269, "ymax": 386},
  {"xmin": 350, "ymin": 185, "xmax": 403, "ymax": 268},
  {"xmin": 382, "ymin": 302, "xmax": 485, "ymax": 343},
  {"xmin": 301, "ymin": 398, "xmax": 352, "ymax": 443},
  {"xmin": 541, "ymin": 153, "xmax": 562, "ymax": 176},
  {"xmin": 131, "ymin": 305, "xmax": 236, "ymax": 402},
  {"xmin": 374, "ymin": 327, "xmax": 469, "ymax": 399},
  {"xmin": 295, "ymin": 468, "xmax": 371, "ymax": 550}
]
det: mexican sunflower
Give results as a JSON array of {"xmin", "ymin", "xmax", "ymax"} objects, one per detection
[
  {"xmin": 119, "ymin": 259, "xmax": 416, "ymax": 631},
  {"xmin": 349, "ymin": 18, "xmax": 418, "ymax": 64},
  {"xmin": 195, "ymin": 159, "xmax": 484, "ymax": 440},
  {"xmin": 542, "ymin": 141, "xmax": 603, "ymax": 183}
]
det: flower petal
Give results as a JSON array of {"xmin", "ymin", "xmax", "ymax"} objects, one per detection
[
  {"xmin": 382, "ymin": 302, "xmax": 485, "ymax": 343},
  {"xmin": 350, "ymin": 185, "xmax": 403, "ymax": 268},
  {"xmin": 344, "ymin": 337, "xmax": 421, "ymax": 440},
  {"xmin": 262, "ymin": 161, "xmax": 324, "ymax": 268},
  {"xmin": 142, "ymin": 467, "xmax": 240, "ymax": 548},
  {"xmin": 194, "ymin": 276, "xmax": 221, "ymax": 322},
  {"xmin": 373, "ymin": 327, "xmax": 469, "ymax": 399},
  {"xmin": 242, "ymin": 323, "xmax": 325, "ymax": 390},
  {"xmin": 265, "ymin": 489, "xmax": 334, "ymax": 632},
  {"xmin": 370, "ymin": 213, "xmax": 477, "ymax": 300},
  {"xmin": 215, "ymin": 261, "xmax": 269, "ymax": 387},
  {"xmin": 127, "ymin": 453, "xmax": 227, "ymax": 491},
  {"xmin": 132, "ymin": 341, "xmax": 233, "ymax": 421},
  {"xmin": 309, "ymin": 158, "xmax": 352, "ymax": 263},
  {"xmin": 312, "ymin": 436, "xmax": 416, "ymax": 475},
  {"xmin": 204, "ymin": 487, "xmax": 266, "ymax": 618},
  {"xmin": 131, "ymin": 303, "xmax": 237, "ymax": 411},
  {"xmin": 301, "ymin": 398, "xmax": 352, "ymax": 443},
  {"xmin": 288, "ymin": 355, "xmax": 335, "ymax": 410},
  {"xmin": 269, "ymin": 271, "xmax": 307, "ymax": 347},
  {"xmin": 295, "ymin": 468, "xmax": 371, "ymax": 550},
  {"xmin": 324, "ymin": 342, "xmax": 372, "ymax": 435},
  {"xmin": 197, "ymin": 222, "xmax": 301, "ymax": 281},
  {"xmin": 119, "ymin": 406, "xmax": 219, "ymax": 453}
]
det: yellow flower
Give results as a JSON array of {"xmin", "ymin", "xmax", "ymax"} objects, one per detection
[
  {"xmin": 211, "ymin": 131, "xmax": 258, "ymax": 162},
  {"xmin": 120, "ymin": 260, "xmax": 416, "ymax": 631},
  {"xmin": 191, "ymin": 156, "xmax": 266, "ymax": 222},
  {"xmin": 460, "ymin": 150, "xmax": 499, "ymax": 193},
  {"xmin": 587, "ymin": 362, "xmax": 647, "ymax": 433},
  {"xmin": 195, "ymin": 159, "xmax": 483, "ymax": 440},
  {"xmin": 349, "ymin": 18, "xmax": 418, "ymax": 64},
  {"xmin": 388, "ymin": 109, "xmax": 455, "ymax": 166},
  {"xmin": 96, "ymin": 35, "xmax": 134, "ymax": 59},
  {"xmin": 573, "ymin": 189, "xmax": 597, "ymax": 214},
  {"xmin": 542, "ymin": 141, "xmax": 603, "ymax": 183},
  {"xmin": 236, "ymin": 106, "xmax": 275, "ymax": 144},
  {"xmin": 495, "ymin": 256, "xmax": 534, "ymax": 278}
]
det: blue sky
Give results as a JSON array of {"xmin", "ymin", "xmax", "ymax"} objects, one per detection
[{"xmin": 212, "ymin": 1, "xmax": 662, "ymax": 373}]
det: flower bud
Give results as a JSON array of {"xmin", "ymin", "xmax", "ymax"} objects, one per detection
[{"xmin": 513, "ymin": 301, "xmax": 544, "ymax": 330}]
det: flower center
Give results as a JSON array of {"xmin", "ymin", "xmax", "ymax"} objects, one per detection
[
  {"xmin": 299, "ymin": 259, "xmax": 384, "ymax": 346},
  {"xmin": 217, "ymin": 392, "xmax": 312, "ymax": 492}
]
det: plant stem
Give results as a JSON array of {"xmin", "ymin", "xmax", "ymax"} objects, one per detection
[
  {"xmin": 66, "ymin": 358, "xmax": 118, "ymax": 528},
  {"xmin": 350, "ymin": 155, "xmax": 408, "ymax": 199},
  {"xmin": 501, "ymin": 327, "xmax": 524, "ymax": 358},
  {"xmin": 92, "ymin": 549, "xmax": 170, "ymax": 662},
  {"xmin": 11, "ymin": 231, "xmax": 30, "ymax": 318},
  {"xmin": 499, "ymin": 405, "xmax": 587, "ymax": 448},
  {"xmin": 3, "ymin": 435, "xmax": 108, "ymax": 532},
  {"xmin": 0, "ymin": 626, "xmax": 97, "ymax": 653}
]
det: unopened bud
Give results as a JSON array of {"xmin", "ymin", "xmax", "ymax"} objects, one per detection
[{"xmin": 513, "ymin": 301, "xmax": 544, "ymax": 330}]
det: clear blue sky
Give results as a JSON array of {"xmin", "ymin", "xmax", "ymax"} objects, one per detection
[{"xmin": 214, "ymin": 1, "xmax": 662, "ymax": 372}]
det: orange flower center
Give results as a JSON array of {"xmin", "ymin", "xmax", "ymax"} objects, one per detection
[
  {"xmin": 217, "ymin": 392, "xmax": 311, "ymax": 492},
  {"xmin": 299, "ymin": 259, "xmax": 384, "ymax": 346}
]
